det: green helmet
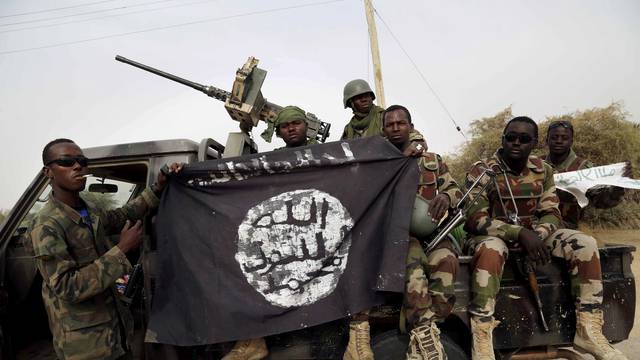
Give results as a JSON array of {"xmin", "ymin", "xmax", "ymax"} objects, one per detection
[
  {"xmin": 409, "ymin": 195, "xmax": 440, "ymax": 238},
  {"xmin": 343, "ymin": 79, "xmax": 375, "ymax": 108}
]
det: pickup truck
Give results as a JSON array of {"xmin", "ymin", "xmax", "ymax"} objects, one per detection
[{"xmin": 0, "ymin": 138, "xmax": 635, "ymax": 360}]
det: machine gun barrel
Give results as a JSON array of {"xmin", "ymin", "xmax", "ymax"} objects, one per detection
[{"xmin": 115, "ymin": 55, "xmax": 230, "ymax": 102}]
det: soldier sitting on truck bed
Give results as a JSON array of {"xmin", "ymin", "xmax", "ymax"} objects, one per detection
[
  {"xmin": 382, "ymin": 105, "xmax": 463, "ymax": 360},
  {"xmin": 541, "ymin": 119, "xmax": 633, "ymax": 230},
  {"xmin": 29, "ymin": 138, "xmax": 182, "ymax": 360},
  {"xmin": 222, "ymin": 105, "xmax": 317, "ymax": 360},
  {"xmin": 463, "ymin": 117, "xmax": 629, "ymax": 360}
]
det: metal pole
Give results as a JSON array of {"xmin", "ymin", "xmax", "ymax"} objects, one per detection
[{"xmin": 363, "ymin": 0, "xmax": 386, "ymax": 108}]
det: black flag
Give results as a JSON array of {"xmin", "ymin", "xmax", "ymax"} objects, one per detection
[{"xmin": 147, "ymin": 136, "xmax": 418, "ymax": 345}]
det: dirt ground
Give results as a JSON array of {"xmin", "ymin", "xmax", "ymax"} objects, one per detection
[{"xmin": 582, "ymin": 228, "xmax": 639, "ymax": 358}]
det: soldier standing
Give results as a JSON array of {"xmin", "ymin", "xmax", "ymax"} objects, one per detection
[
  {"xmin": 30, "ymin": 138, "xmax": 181, "ymax": 360},
  {"xmin": 463, "ymin": 117, "xmax": 628, "ymax": 360},
  {"xmin": 221, "ymin": 106, "xmax": 316, "ymax": 360},
  {"xmin": 341, "ymin": 79, "xmax": 426, "ymax": 157},
  {"xmin": 541, "ymin": 120, "xmax": 633, "ymax": 229},
  {"xmin": 382, "ymin": 105, "xmax": 463, "ymax": 360}
]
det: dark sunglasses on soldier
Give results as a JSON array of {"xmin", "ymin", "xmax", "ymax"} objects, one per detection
[
  {"xmin": 548, "ymin": 120, "xmax": 573, "ymax": 131},
  {"xmin": 46, "ymin": 156, "xmax": 90, "ymax": 167},
  {"xmin": 503, "ymin": 132, "xmax": 535, "ymax": 144}
]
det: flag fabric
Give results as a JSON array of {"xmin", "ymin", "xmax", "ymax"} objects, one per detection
[
  {"xmin": 146, "ymin": 136, "xmax": 418, "ymax": 346},
  {"xmin": 554, "ymin": 162, "xmax": 640, "ymax": 207}
]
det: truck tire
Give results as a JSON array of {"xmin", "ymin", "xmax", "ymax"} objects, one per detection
[{"xmin": 372, "ymin": 329, "xmax": 467, "ymax": 360}]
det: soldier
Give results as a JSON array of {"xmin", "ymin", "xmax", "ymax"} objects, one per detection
[
  {"xmin": 30, "ymin": 138, "xmax": 182, "ymax": 360},
  {"xmin": 463, "ymin": 117, "xmax": 628, "ymax": 360},
  {"xmin": 382, "ymin": 105, "xmax": 463, "ymax": 360},
  {"xmin": 221, "ymin": 106, "xmax": 315, "ymax": 360},
  {"xmin": 341, "ymin": 79, "xmax": 426, "ymax": 156},
  {"xmin": 275, "ymin": 105, "xmax": 319, "ymax": 149},
  {"xmin": 541, "ymin": 120, "xmax": 633, "ymax": 229}
]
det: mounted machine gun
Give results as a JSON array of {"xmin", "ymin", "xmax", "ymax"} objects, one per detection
[{"xmin": 115, "ymin": 55, "xmax": 331, "ymax": 156}]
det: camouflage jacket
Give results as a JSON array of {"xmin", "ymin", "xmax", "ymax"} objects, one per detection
[
  {"xmin": 465, "ymin": 150, "xmax": 561, "ymax": 242},
  {"xmin": 29, "ymin": 188, "xmax": 158, "ymax": 360},
  {"xmin": 417, "ymin": 152, "xmax": 463, "ymax": 205},
  {"xmin": 341, "ymin": 104, "xmax": 425, "ymax": 143},
  {"xmin": 542, "ymin": 149, "xmax": 624, "ymax": 229}
]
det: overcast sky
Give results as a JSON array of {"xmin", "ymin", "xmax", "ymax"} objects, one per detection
[{"xmin": 1, "ymin": 0, "xmax": 639, "ymax": 210}]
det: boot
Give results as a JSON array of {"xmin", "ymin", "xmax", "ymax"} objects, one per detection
[
  {"xmin": 221, "ymin": 337, "xmax": 268, "ymax": 360},
  {"xmin": 343, "ymin": 320, "xmax": 374, "ymax": 360},
  {"xmin": 406, "ymin": 322, "xmax": 447, "ymax": 360},
  {"xmin": 470, "ymin": 316, "xmax": 499, "ymax": 360},
  {"xmin": 573, "ymin": 310, "xmax": 628, "ymax": 360}
]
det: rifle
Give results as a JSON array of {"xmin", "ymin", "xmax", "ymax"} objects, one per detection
[
  {"xmin": 123, "ymin": 263, "xmax": 144, "ymax": 307},
  {"xmin": 525, "ymin": 261, "xmax": 549, "ymax": 331}
]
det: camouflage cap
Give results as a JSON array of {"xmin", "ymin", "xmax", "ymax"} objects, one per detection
[{"xmin": 274, "ymin": 106, "xmax": 307, "ymax": 128}]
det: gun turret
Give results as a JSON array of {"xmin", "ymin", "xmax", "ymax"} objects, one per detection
[{"xmin": 115, "ymin": 55, "xmax": 330, "ymax": 143}]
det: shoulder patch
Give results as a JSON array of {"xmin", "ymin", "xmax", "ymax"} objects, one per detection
[{"xmin": 420, "ymin": 152, "xmax": 438, "ymax": 171}]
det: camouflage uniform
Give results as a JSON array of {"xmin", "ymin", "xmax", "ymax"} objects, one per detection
[
  {"xmin": 341, "ymin": 104, "xmax": 425, "ymax": 143},
  {"xmin": 541, "ymin": 149, "xmax": 624, "ymax": 229},
  {"xmin": 29, "ymin": 189, "xmax": 158, "ymax": 360},
  {"xmin": 464, "ymin": 150, "xmax": 603, "ymax": 317},
  {"xmin": 404, "ymin": 152, "xmax": 463, "ymax": 328}
]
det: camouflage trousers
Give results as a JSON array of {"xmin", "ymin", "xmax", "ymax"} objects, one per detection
[
  {"xmin": 465, "ymin": 228, "xmax": 603, "ymax": 317},
  {"xmin": 404, "ymin": 237, "xmax": 459, "ymax": 328}
]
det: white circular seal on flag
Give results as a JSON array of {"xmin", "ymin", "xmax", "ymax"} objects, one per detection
[{"xmin": 236, "ymin": 189, "xmax": 354, "ymax": 308}]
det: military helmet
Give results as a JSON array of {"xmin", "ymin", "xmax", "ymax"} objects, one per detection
[
  {"xmin": 343, "ymin": 79, "xmax": 375, "ymax": 108},
  {"xmin": 409, "ymin": 195, "xmax": 440, "ymax": 238}
]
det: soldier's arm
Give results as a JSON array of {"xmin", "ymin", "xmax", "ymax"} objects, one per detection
[
  {"xmin": 31, "ymin": 219, "xmax": 131, "ymax": 304},
  {"xmin": 102, "ymin": 188, "xmax": 159, "ymax": 235},
  {"xmin": 464, "ymin": 164, "xmax": 523, "ymax": 242},
  {"xmin": 533, "ymin": 164, "xmax": 562, "ymax": 239},
  {"xmin": 436, "ymin": 157, "xmax": 464, "ymax": 207}
]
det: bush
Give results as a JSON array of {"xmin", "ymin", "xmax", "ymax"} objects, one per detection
[{"xmin": 446, "ymin": 102, "xmax": 640, "ymax": 229}]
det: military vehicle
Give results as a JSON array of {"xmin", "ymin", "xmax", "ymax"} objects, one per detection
[{"xmin": 0, "ymin": 57, "xmax": 635, "ymax": 360}]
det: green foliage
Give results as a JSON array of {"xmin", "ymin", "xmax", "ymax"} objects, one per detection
[{"xmin": 447, "ymin": 102, "xmax": 640, "ymax": 229}]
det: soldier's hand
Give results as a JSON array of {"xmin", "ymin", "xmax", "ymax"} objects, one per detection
[
  {"xmin": 518, "ymin": 228, "xmax": 550, "ymax": 267},
  {"xmin": 428, "ymin": 194, "xmax": 450, "ymax": 222},
  {"xmin": 402, "ymin": 141, "xmax": 427, "ymax": 157},
  {"xmin": 118, "ymin": 220, "xmax": 143, "ymax": 254},
  {"xmin": 155, "ymin": 162, "xmax": 185, "ymax": 194}
]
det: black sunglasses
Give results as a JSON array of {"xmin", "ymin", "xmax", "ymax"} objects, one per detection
[
  {"xmin": 503, "ymin": 132, "xmax": 535, "ymax": 144},
  {"xmin": 46, "ymin": 156, "xmax": 89, "ymax": 167}
]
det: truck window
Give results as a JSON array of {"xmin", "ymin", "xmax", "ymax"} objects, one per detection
[{"xmin": 82, "ymin": 177, "xmax": 137, "ymax": 210}]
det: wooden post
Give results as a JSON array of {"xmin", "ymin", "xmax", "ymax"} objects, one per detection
[{"xmin": 363, "ymin": 0, "xmax": 386, "ymax": 108}]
